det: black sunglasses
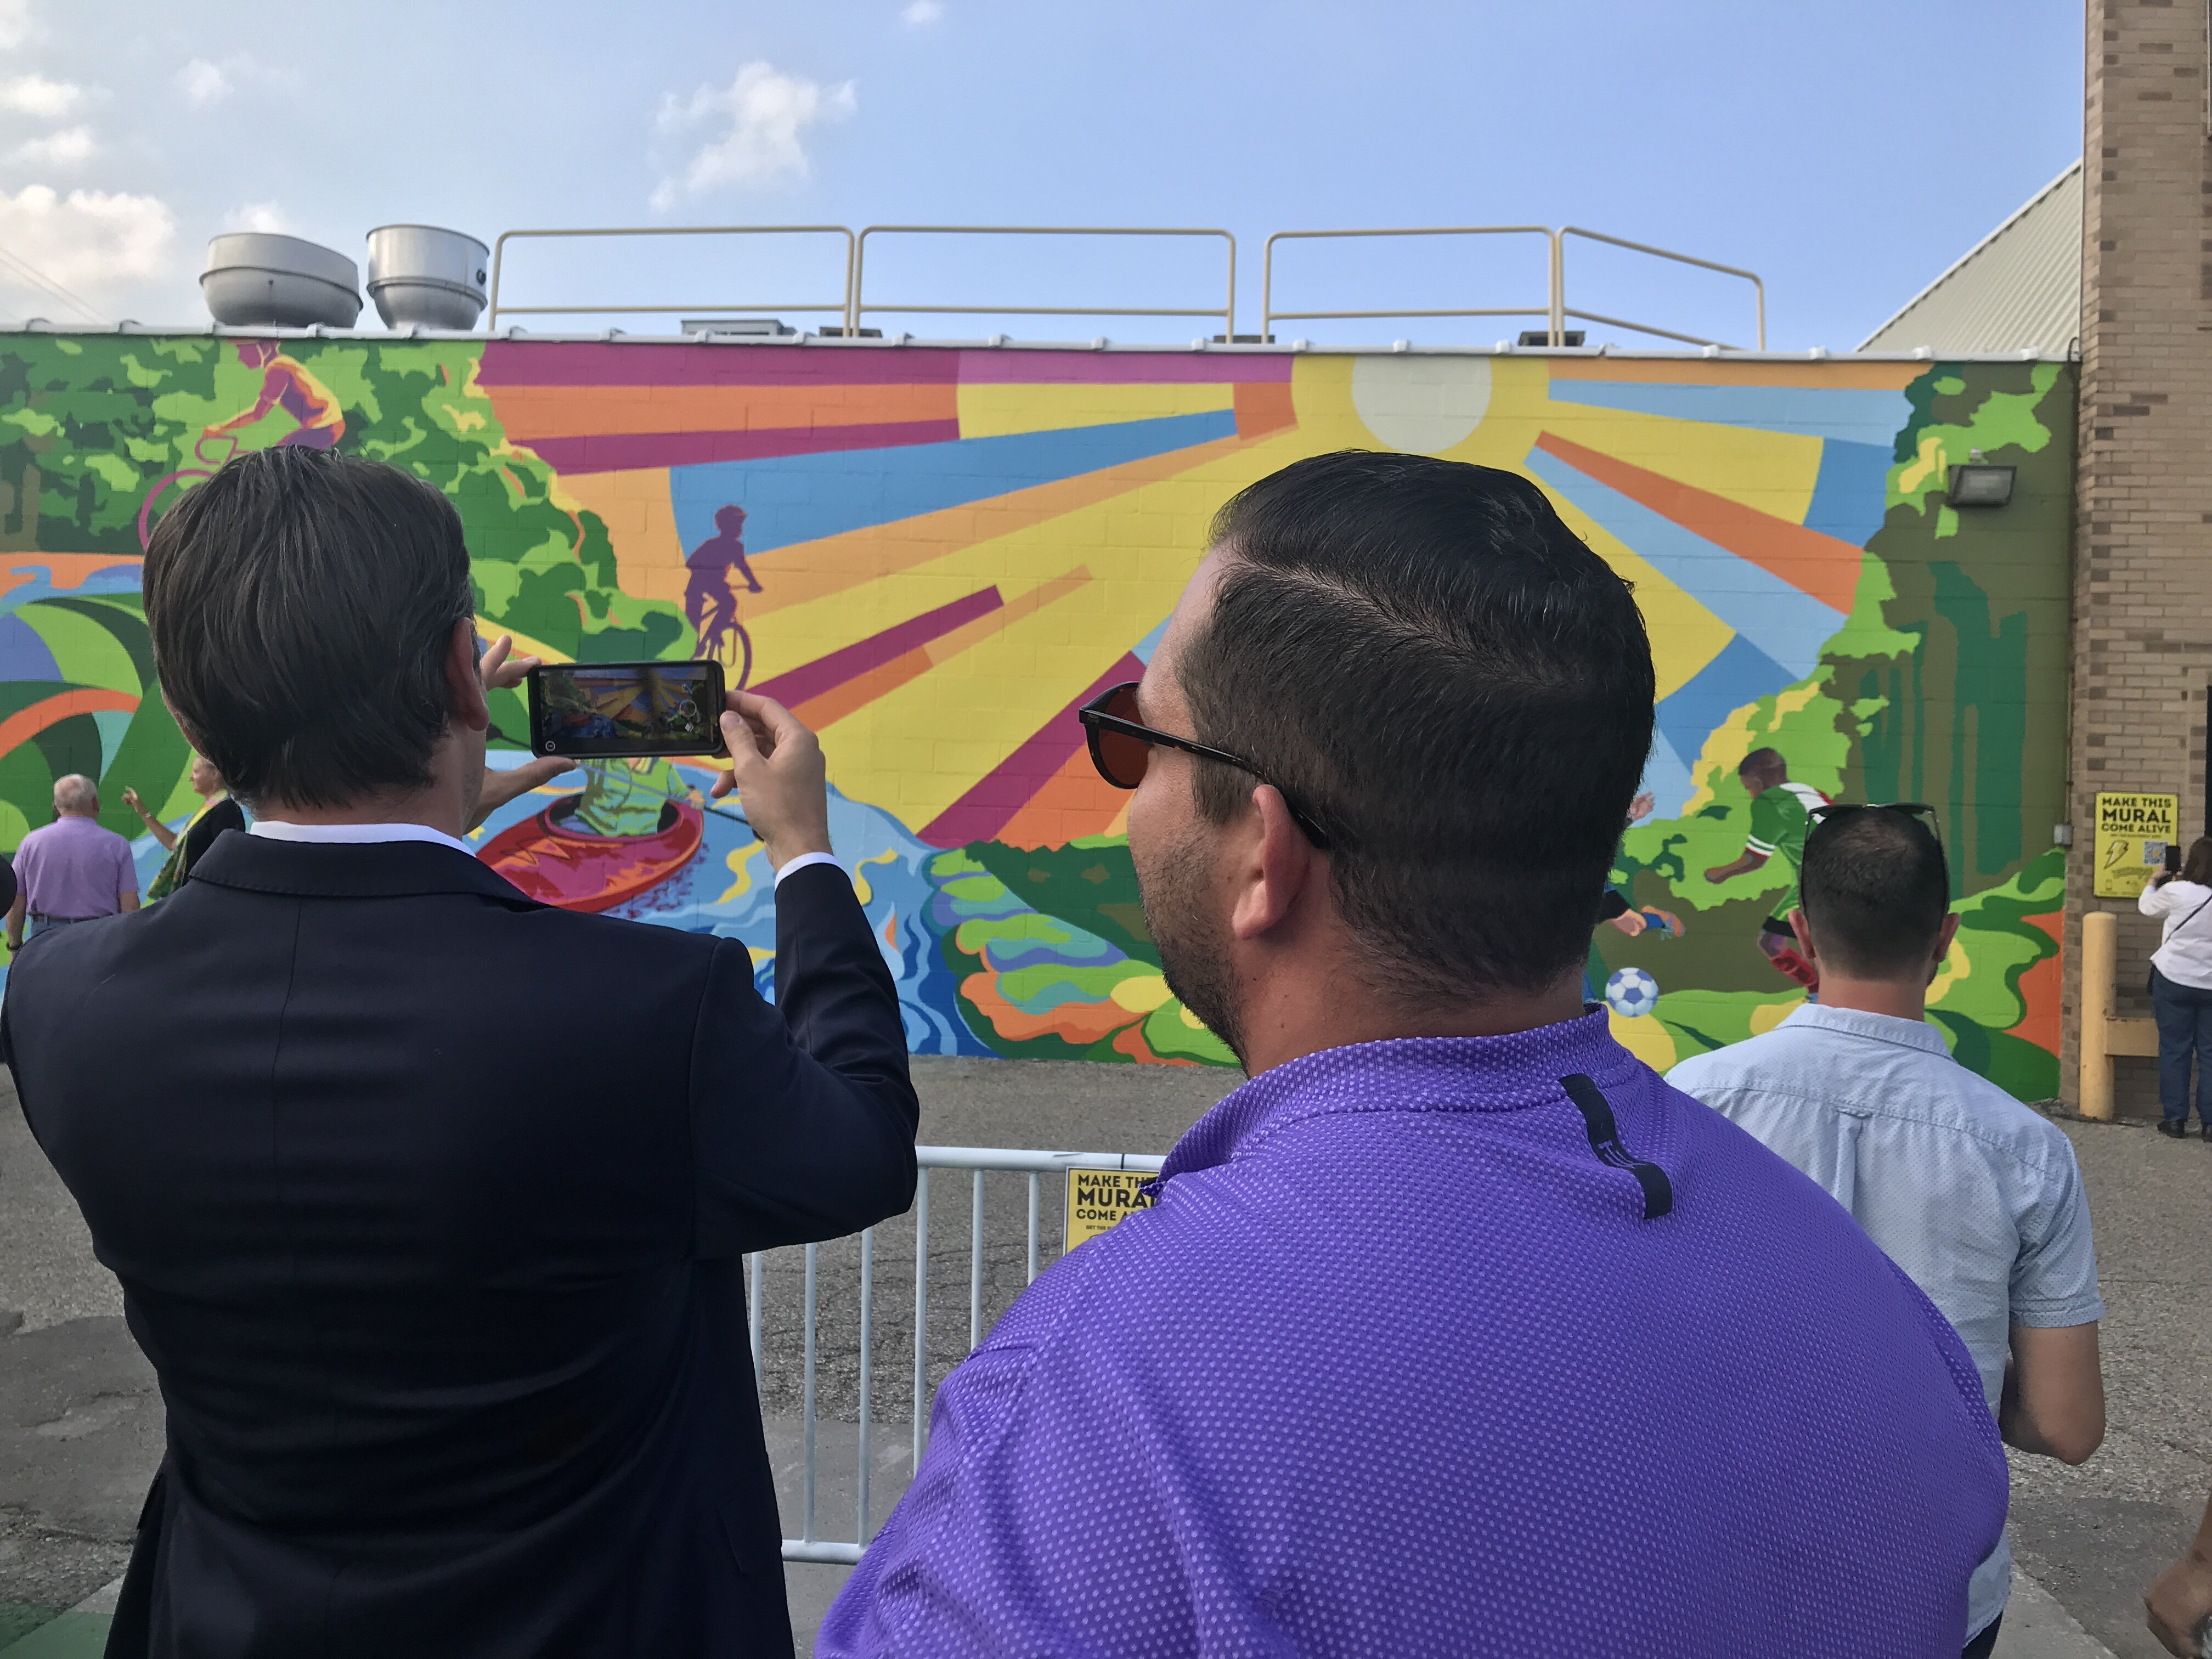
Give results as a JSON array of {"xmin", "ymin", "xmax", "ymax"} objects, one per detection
[
  {"xmin": 1809, "ymin": 801, "xmax": 1940, "ymax": 834},
  {"xmin": 1077, "ymin": 682, "xmax": 1333, "ymax": 849}
]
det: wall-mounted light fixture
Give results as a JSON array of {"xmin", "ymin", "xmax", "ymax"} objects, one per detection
[{"xmin": 1946, "ymin": 447, "xmax": 2016, "ymax": 507}]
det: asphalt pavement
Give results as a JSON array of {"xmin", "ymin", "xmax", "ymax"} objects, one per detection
[{"xmin": 2, "ymin": 1056, "xmax": 2200, "ymax": 1656}]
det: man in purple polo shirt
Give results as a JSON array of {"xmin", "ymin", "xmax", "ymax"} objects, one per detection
[
  {"xmin": 7, "ymin": 774, "xmax": 138, "ymax": 948},
  {"xmin": 821, "ymin": 452, "xmax": 2007, "ymax": 1658}
]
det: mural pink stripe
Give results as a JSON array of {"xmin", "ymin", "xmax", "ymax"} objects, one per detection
[
  {"xmin": 919, "ymin": 652, "xmax": 1144, "ymax": 848},
  {"xmin": 751, "ymin": 585, "xmax": 1005, "ymax": 708},
  {"xmin": 477, "ymin": 342, "xmax": 964, "ymax": 388},
  {"xmin": 524, "ymin": 419, "xmax": 962, "ymax": 475},
  {"xmin": 955, "ymin": 350, "xmax": 1293, "ymax": 385}
]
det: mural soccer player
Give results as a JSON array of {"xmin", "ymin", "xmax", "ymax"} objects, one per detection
[
  {"xmin": 205, "ymin": 341, "xmax": 345, "ymax": 451},
  {"xmin": 685, "ymin": 504, "xmax": 761, "ymax": 676},
  {"xmin": 1703, "ymin": 747, "xmax": 1830, "ymax": 991}
]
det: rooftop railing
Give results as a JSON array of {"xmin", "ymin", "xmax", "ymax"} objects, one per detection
[{"xmin": 483, "ymin": 220, "xmax": 1764, "ymax": 348}]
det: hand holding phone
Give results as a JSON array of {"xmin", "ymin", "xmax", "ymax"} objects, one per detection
[
  {"xmin": 527, "ymin": 661, "xmax": 728, "ymax": 760},
  {"xmin": 711, "ymin": 691, "xmax": 833, "ymax": 873}
]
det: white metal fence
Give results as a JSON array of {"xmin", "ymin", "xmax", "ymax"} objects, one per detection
[{"xmin": 751, "ymin": 1144, "xmax": 1165, "ymax": 1566}]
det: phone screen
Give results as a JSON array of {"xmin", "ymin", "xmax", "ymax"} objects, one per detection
[
  {"xmin": 2169, "ymin": 842, "xmax": 2183, "ymax": 875},
  {"xmin": 527, "ymin": 661, "xmax": 727, "ymax": 759}
]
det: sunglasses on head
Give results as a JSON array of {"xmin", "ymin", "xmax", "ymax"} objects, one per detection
[
  {"xmin": 1809, "ymin": 801, "xmax": 1939, "ymax": 833},
  {"xmin": 1077, "ymin": 681, "xmax": 1334, "ymax": 849}
]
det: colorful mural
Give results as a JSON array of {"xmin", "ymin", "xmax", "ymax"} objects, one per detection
[{"xmin": 0, "ymin": 334, "xmax": 2073, "ymax": 1096}]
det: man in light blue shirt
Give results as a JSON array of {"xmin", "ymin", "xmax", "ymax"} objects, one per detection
[{"xmin": 1669, "ymin": 802, "xmax": 2105, "ymax": 1659}]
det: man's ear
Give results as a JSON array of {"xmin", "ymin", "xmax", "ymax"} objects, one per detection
[
  {"xmin": 1787, "ymin": 906, "xmax": 1817, "ymax": 964},
  {"xmin": 1928, "ymin": 911, "xmax": 1962, "ymax": 984},
  {"xmin": 1228, "ymin": 782, "xmax": 1317, "ymax": 942},
  {"xmin": 445, "ymin": 619, "xmax": 491, "ymax": 735}
]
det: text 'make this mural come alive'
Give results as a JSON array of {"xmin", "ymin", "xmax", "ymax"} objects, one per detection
[{"xmin": 0, "ymin": 336, "xmax": 2072, "ymax": 1097}]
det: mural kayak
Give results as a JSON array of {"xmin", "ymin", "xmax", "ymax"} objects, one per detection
[{"xmin": 0, "ymin": 332, "xmax": 2073, "ymax": 1096}]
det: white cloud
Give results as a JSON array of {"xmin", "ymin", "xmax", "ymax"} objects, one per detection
[
  {"xmin": 0, "ymin": 185, "xmax": 175, "ymax": 296},
  {"xmin": 650, "ymin": 63, "xmax": 855, "ymax": 209},
  {"xmin": 177, "ymin": 58, "xmax": 229, "ymax": 108},
  {"xmin": 902, "ymin": 1, "xmax": 944, "ymax": 22},
  {"xmin": 0, "ymin": 0, "xmax": 40, "ymax": 50},
  {"xmin": 0, "ymin": 74, "xmax": 78, "ymax": 117},
  {"xmin": 8, "ymin": 125, "xmax": 93, "ymax": 167},
  {"xmin": 220, "ymin": 200, "xmax": 289, "ymax": 234}
]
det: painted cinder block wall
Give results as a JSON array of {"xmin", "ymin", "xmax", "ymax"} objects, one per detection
[
  {"xmin": 0, "ymin": 332, "xmax": 2072, "ymax": 1093},
  {"xmin": 2063, "ymin": 0, "xmax": 2212, "ymax": 1114}
]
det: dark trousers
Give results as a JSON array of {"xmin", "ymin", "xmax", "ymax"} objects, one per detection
[
  {"xmin": 1961, "ymin": 1612, "xmax": 2002, "ymax": 1659},
  {"xmin": 2152, "ymin": 967, "xmax": 2212, "ymax": 1127}
]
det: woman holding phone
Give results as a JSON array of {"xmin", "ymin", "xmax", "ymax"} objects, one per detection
[{"xmin": 2142, "ymin": 834, "xmax": 2212, "ymax": 1139}]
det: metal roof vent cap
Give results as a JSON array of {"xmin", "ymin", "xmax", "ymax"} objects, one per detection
[
  {"xmin": 365, "ymin": 224, "xmax": 488, "ymax": 331},
  {"xmin": 201, "ymin": 233, "xmax": 362, "ymax": 328}
]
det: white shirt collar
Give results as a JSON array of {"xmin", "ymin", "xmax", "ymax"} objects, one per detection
[{"xmin": 250, "ymin": 820, "xmax": 477, "ymax": 858}]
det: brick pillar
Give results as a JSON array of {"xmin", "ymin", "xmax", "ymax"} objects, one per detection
[{"xmin": 2063, "ymin": 0, "xmax": 2212, "ymax": 1111}]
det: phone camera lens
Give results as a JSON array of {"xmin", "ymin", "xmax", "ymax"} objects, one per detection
[{"xmin": 543, "ymin": 742, "xmax": 555, "ymax": 753}]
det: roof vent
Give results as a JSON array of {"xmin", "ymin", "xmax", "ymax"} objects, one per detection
[
  {"xmin": 681, "ymin": 317, "xmax": 794, "ymax": 336},
  {"xmin": 365, "ymin": 225, "xmax": 489, "ymax": 330},
  {"xmin": 201, "ymin": 234, "xmax": 363, "ymax": 329}
]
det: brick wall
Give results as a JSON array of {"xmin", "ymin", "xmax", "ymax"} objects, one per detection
[{"xmin": 2064, "ymin": 0, "xmax": 2212, "ymax": 1109}]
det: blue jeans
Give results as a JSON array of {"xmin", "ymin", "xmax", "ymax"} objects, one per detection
[{"xmin": 2151, "ymin": 967, "xmax": 2212, "ymax": 1126}]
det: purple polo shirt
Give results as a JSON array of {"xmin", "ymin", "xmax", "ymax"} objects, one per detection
[
  {"xmin": 822, "ymin": 1012, "xmax": 2006, "ymax": 1657},
  {"xmin": 14, "ymin": 814, "xmax": 134, "ymax": 920}
]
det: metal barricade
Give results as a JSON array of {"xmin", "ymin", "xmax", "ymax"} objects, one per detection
[
  {"xmin": 751, "ymin": 1143, "xmax": 1166, "ymax": 1566},
  {"xmin": 1557, "ymin": 225, "xmax": 1766, "ymax": 351},
  {"xmin": 484, "ymin": 224, "xmax": 857, "ymax": 334},
  {"xmin": 1260, "ymin": 223, "xmax": 1766, "ymax": 349},
  {"xmin": 849, "ymin": 225, "xmax": 1237, "ymax": 338},
  {"xmin": 1261, "ymin": 225, "xmax": 1562, "ymax": 345}
]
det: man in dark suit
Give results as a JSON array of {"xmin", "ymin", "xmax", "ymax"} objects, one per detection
[{"xmin": 2, "ymin": 447, "xmax": 919, "ymax": 1657}]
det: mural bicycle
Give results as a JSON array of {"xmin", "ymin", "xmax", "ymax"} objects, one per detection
[{"xmin": 0, "ymin": 331, "xmax": 2073, "ymax": 1095}]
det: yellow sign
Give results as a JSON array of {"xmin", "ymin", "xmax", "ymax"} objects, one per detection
[
  {"xmin": 2094, "ymin": 792, "xmax": 2179, "ymax": 899},
  {"xmin": 1064, "ymin": 1168, "xmax": 1156, "ymax": 1251}
]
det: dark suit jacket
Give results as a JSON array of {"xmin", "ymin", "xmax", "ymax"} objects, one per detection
[{"xmin": 2, "ymin": 831, "xmax": 919, "ymax": 1657}]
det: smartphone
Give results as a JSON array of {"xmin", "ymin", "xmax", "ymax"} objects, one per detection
[
  {"xmin": 2169, "ymin": 842, "xmax": 2184, "ymax": 875},
  {"xmin": 526, "ymin": 660, "xmax": 727, "ymax": 760}
]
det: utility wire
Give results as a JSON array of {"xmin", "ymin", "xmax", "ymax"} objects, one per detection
[{"xmin": 0, "ymin": 245, "xmax": 105, "ymax": 326}]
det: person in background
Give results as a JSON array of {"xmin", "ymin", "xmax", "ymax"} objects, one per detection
[
  {"xmin": 3, "ymin": 446, "xmax": 917, "ymax": 1659},
  {"xmin": 821, "ymin": 452, "xmax": 2007, "ymax": 1659},
  {"xmin": 5, "ymin": 775, "xmax": 137, "ymax": 949},
  {"xmin": 2140, "ymin": 835, "xmax": 2212, "ymax": 1140},
  {"xmin": 1703, "ymin": 747, "xmax": 1830, "ymax": 990},
  {"xmin": 124, "ymin": 754, "xmax": 244, "ymax": 900},
  {"xmin": 1668, "ymin": 803, "xmax": 2105, "ymax": 1659},
  {"xmin": 2146, "ymin": 1496, "xmax": 2212, "ymax": 1653}
]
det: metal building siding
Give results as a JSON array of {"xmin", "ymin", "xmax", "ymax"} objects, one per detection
[{"xmin": 1860, "ymin": 162, "xmax": 2083, "ymax": 355}]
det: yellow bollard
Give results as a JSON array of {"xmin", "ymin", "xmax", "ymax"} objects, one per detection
[{"xmin": 2081, "ymin": 911, "xmax": 2116, "ymax": 1121}]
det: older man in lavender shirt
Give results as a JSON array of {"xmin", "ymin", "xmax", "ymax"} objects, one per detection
[
  {"xmin": 821, "ymin": 452, "xmax": 2007, "ymax": 1658},
  {"xmin": 7, "ymin": 774, "xmax": 137, "ymax": 949}
]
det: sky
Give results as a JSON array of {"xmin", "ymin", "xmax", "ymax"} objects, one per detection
[{"xmin": 0, "ymin": 0, "xmax": 2086, "ymax": 351}]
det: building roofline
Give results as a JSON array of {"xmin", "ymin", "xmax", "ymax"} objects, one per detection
[{"xmin": 0, "ymin": 320, "xmax": 2072, "ymax": 363}]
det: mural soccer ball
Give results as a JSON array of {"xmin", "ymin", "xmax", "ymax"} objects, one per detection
[{"xmin": 1605, "ymin": 967, "xmax": 1661, "ymax": 1019}]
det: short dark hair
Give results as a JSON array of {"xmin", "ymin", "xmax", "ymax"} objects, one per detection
[
  {"xmin": 1739, "ymin": 747, "xmax": 1784, "ymax": 781},
  {"xmin": 143, "ymin": 448, "xmax": 474, "ymax": 810},
  {"xmin": 1178, "ymin": 450, "xmax": 1655, "ymax": 1000},
  {"xmin": 1799, "ymin": 809, "xmax": 1950, "ymax": 978}
]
